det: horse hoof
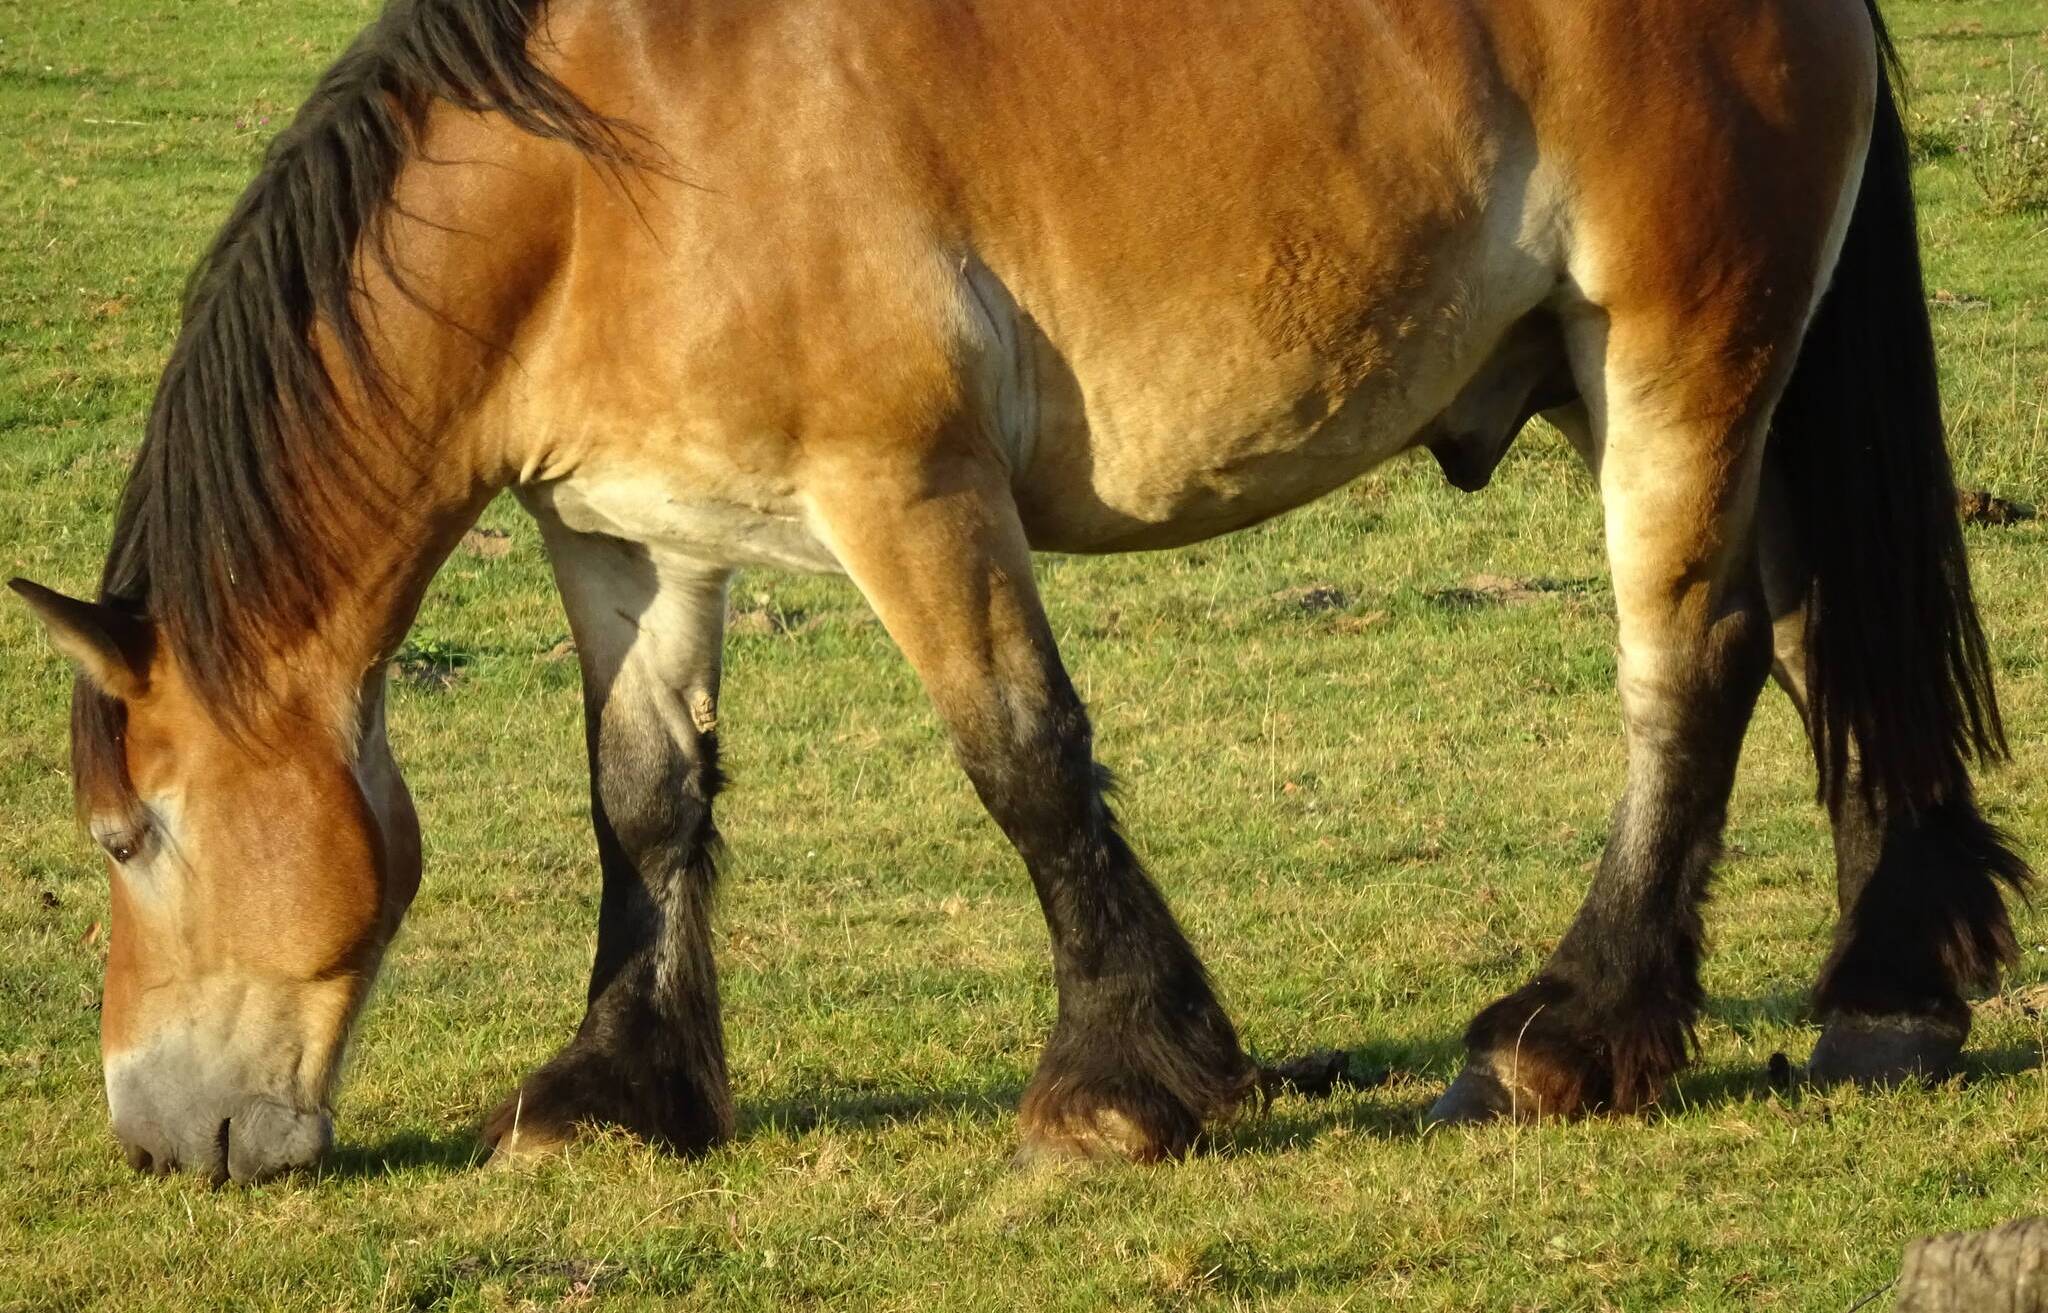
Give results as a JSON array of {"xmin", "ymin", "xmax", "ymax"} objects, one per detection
[
  {"xmin": 1008, "ymin": 1136, "xmax": 1102, "ymax": 1173},
  {"xmin": 484, "ymin": 1124, "xmax": 573, "ymax": 1164},
  {"xmin": 1806, "ymin": 1013, "xmax": 1967, "ymax": 1090},
  {"xmin": 1424, "ymin": 1065, "xmax": 1517, "ymax": 1126},
  {"xmin": 1015, "ymin": 1105, "xmax": 1175, "ymax": 1165},
  {"xmin": 481, "ymin": 1092, "xmax": 577, "ymax": 1163}
]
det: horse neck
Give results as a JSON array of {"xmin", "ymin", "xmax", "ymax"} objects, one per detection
[
  {"xmin": 268, "ymin": 166, "xmax": 567, "ymax": 725},
  {"xmin": 262, "ymin": 449, "xmax": 489, "ymax": 744},
  {"xmin": 228, "ymin": 336, "xmax": 505, "ymax": 740},
  {"xmin": 127, "ymin": 39, "xmax": 585, "ymax": 742}
]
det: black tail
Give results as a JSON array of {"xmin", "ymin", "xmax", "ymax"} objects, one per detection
[{"xmin": 1769, "ymin": 8, "xmax": 2007, "ymax": 820}]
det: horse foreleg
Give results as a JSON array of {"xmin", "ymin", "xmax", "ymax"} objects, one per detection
[
  {"xmin": 485, "ymin": 523, "xmax": 733, "ymax": 1157},
  {"xmin": 809, "ymin": 447, "xmax": 1254, "ymax": 1162}
]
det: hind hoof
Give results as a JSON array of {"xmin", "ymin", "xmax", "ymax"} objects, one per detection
[
  {"xmin": 1424, "ymin": 1065, "xmax": 1518, "ymax": 1126},
  {"xmin": 1807, "ymin": 1012, "xmax": 1968, "ymax": 1090}
]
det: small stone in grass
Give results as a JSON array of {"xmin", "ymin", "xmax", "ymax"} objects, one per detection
[
  {"xmin": 1262, "ymin": 1049, "xmax": 1391, "ymax": 1099},
  {"xmin": 1930, "ymin": 287, "xmax": 1992, "ymax": 311},
  {"xmin": 1958, "ymin": 490, "xmax": 2035, "ymax": 526}
]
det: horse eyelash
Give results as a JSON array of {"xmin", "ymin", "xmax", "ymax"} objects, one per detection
[{"xmin": 94, "ymin": 817, "xmax": 152, "ymax": 865}]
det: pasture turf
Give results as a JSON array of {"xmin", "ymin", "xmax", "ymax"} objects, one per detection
[{"xmin": 3, "ymin": 2, "xmax": 2046, "ymax": 1309}]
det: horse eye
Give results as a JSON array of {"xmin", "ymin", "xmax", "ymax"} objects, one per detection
[{"xmin": 99, "ymin": 828, "xmax": 146, "ymax": 865}]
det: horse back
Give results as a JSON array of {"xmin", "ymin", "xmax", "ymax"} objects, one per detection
[{"xmin": 384, "ymin": 0, "xmax": 1878, "ymax": 559}]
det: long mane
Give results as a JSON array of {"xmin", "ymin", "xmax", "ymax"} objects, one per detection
[{"xmin": 98, "ymin": 0, "xmax": 624, "ymax": 716}]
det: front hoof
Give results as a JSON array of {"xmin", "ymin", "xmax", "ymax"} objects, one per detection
[
  {"xmin": 1424, "ymin": 1064, "xmax": 1517, "ymax": 1126},
  {"xmin": 482, "ymin": 1089, "xmax": 578, "ymax": 1162},
  {"xmin": 1018, "ymin": 1099, "xmax": 1190, "ymax": 1165},
  {"xmin": 1018, "ymin": 1062, "xmax": 1253, "ymax": 1165},
  {"xmin": 481, "ymin": 1044, "xmax": 732, "ymax": 1162},
  {"xmin": 1807, "ymin": 1012, "xmax": 1968, "ymax": 1090}
]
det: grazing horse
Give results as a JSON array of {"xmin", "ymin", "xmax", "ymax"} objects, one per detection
[{"xmin": 13, "ymin": 0, "xmax": 2029, "ymax": 1183}]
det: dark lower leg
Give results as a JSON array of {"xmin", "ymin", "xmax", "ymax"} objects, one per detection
[
  {"xmin": 486, "ymin": 533, "xmax": 732, "ymax": 1156},
  {"xmin": 964, "ymin": 679, "xmax": 1252, "ymax": 1161},
  {"xmin": 1805, "ymin": 788, "xmax": 2025, "ymax": 1082},
  {"xmin": 1433, "ymin": 502, "xmax": 1775, "ymax": 1123},
  {"xmin": 815, "ymin": 466, "xmax": 1250, "ymax": 1161},
  {"xmin": 485, "ymin": 726, "xmax": 730, "ymax": 1154},
  {"xmin": 1795, "ymin": 732, "xmax": 2025, "ymax": 1082},
  {"xmin": 1761, "ymin": 492, "xmax": 2030, "ymax": 1086},
  {"xmin": 1815, "ymin": 788, "xmax": 2023, "ymax": 1015}
]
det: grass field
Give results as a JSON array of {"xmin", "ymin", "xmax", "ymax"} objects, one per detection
[{"xmin": 4, "ymin": 1, "xmax": 2048, "ymax": 1308}]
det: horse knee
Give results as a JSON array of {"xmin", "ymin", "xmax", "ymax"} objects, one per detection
[{"xmin": 592, "ymin": 713, "xmax": 722, "ymax": 866}]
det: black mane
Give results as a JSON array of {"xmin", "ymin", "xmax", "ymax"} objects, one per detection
[{"xmin": 100, "ymin": 0, "xmax": 624, "ymax": 714}]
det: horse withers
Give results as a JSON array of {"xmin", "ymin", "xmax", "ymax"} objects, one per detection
[{"xmin": 14, "ymin": 0, "xmax": 2027, "ymax": 1181}]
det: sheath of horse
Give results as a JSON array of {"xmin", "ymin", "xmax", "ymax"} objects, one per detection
[{"xmin": 12, "ymin": 0, "xmax": 2029, "ymax": 1183}]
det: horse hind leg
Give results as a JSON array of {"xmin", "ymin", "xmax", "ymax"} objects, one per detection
[
  {"xmin": 806, "ymin": 435, "xmax": 1254, "ymax": 1163},
  {"xmin": 485, "ymin": 518, "xmax": 733, "ymax": 1157},
  {"xmin": 1756, "ymin": 55, "xmax": 2028, "ymax": 1088},
  {"xmin": 1430, "ymin": 308, "xmax": 1788, "ymax": 1123},
  {"xmin": 1760, "ymin": 471, "xmax": 2027, "ymax": 1088}
]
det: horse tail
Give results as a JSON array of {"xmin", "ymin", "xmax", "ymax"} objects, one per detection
[{"xmin": 1768, "ymin": 3, "xmax": 2010, "ymax": 821}]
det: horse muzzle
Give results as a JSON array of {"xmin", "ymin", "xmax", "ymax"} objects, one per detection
[{"xmin": 108, "ymin": 1055, "xmax": 332, "ymax": 1184}]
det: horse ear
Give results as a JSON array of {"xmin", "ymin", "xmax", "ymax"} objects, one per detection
[{"xmin": 9, "ymin": 578, "xmax": 151, "ymax": 699}]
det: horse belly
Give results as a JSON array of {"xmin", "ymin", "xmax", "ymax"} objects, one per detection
[
  {"xmin": 521, "ymin": 470, "xmax": 844, "ymax": 575},
  {"xmin": 1009, "ymin": 271, "xmax": 1549, "ymax": 554},
  {"xmin": 1027, "ymin": 398, "xmax": 1425, "ymax": 552}
]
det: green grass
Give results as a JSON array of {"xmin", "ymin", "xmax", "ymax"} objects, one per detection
[{"xmin": 4, "ymin": 2, "xmax": 2047, "ymax": 1309}]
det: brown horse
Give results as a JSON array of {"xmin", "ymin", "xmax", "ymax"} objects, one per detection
[{"xmin": 12, "ymin": 0, "xmax": 2029, "ymax": 1183}]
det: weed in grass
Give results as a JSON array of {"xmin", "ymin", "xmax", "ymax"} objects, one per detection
[
  {"xmin": 391, "ymin": 635, "xmax": 473, "ymax": 691},
  {"xmin": 1954, "ymin": 55, "xmax": 2048, "ymax": 213}
]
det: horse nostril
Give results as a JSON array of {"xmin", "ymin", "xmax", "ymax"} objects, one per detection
[
  {"xmin": 212, "ymin": 1119, "xmax": 233, "ymax": 1187},
  {"xmin": 124, "ymin": 1142, "xmax": 153, "ymax": 1173}
]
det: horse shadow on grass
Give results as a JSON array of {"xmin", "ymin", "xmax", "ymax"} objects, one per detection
[
  {"xmin": 739, "ymin": 1075, "xmax": 1025, "ymax": 1140},
  {"xmin": 311, "ymin": 992, "xmax": 2045, "ymax": 1178},
  {"xmin": 311, "ymin": 1078, "xmax": 1032, "ymax": 1178},
  {"xmin": 734, "ymin": 1030, "xmax": 1480, "ymax": 1154},
  {"xmin": 320, "ymin": 1128, "xmax": 490, "ymax": 1180},
  {"xmin": 1226, "ymin": 987, "xmax": 2047, "ymax": 1152},
  {"xmin": 734, "ymin": 992, "xmax": 2042, "ymax": 1152}
]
